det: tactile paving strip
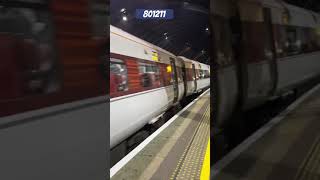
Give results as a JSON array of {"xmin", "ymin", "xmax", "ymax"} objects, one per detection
[
  {"xmin": 111, "ymin": 91, "xmax": 210, "ymax": 180},
  {"xmin": 214, "ymin": 87, "xmax": 320, "ymax": 180},
  {"xmin": 170, "ymin": 104, "xmax": 210, "ymax": 180},
  {"xmin": 294, "ymin": 135, "xmax": 320, "ymax": 180}
]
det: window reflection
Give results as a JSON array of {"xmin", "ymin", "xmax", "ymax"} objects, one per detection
[
  {"xmin": 0, "ymin": 2, "xmax": 59, "ymax": 100},
  {"xmin": 138, "ymin": 62, "xmax": 161, "ymax": 87},
  {"xmin": 110, "ymin": 58, "xmax": 129, "ymax": 92},
  {"xmin": 176, "ymin": 67, "xmax": 183, "ymax": 83}
]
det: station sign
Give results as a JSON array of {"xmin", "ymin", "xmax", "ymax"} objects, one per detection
[{"xmin": 151, "ymin": 51, "xmax": 159, "ymax": 61}]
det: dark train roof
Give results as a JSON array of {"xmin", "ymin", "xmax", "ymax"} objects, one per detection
[{"xmin": 284, "ymin": 0, "xmax": 320, "ymax": 12}]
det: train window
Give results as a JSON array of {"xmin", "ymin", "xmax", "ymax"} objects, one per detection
[
  {"xmin": 200, "ymin": 70, "xmax": 209, "ymax": 79},
  {"xmin": 138, "ymin": 62, "xmax": 161, "ymax": 88},
  {"xmin": 176, "ymin": 66, "xmax": 183, "ymax": 83},
  {"xmin": 275, "ymin": 25, "xmax": 320, "ymax": 57},
  {"xmin": 204, "ymin": 70, "xmax": 210, "ymax": 79},
  {"xmin": 273, "ymin": 25, "xmax": 286, "ymax": 58},
  {"xmin": 285, "ymin": 27, "xmax": 300, "ymax": 55},
  {"xmin": 311, "ymin": 28, "xmax": 320, "ymax": 52},
  {"xmin": 199, "ymin": 70, "xmax": 204, "ymax": 79},
  {"xmin": 110, "ymin": 58, "xmax": 129, "ymax": 93},
  {"xmin": 203, "ymin": 70, "xmax": 207, "ymax": 79},
  {"xmin": 90, "ymin": 0, "xmax": 108, "ymax": 37},
  {"xmin": 0, "ymin": 1, "xmax": 60, "ymax": 100},
  {"xmin": 299, "ymin": 27, "xmax": 309, "ymax": 53},
  {"xmin": 212, "ymin": 15, "xmax": 233, "ymax": 67},
  {"xmin": 305, "ymin": 28, "xmax": 316, "ymax": 52},
  {"xmin": 196, "ymin": 69, "xmax": 200, "ymax": 80},
  {"xmin": 185, "ymin": 67, "xmax": 193, "ymax": 81}
]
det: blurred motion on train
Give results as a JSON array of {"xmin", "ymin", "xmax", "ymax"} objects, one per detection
[
  {"xmin": 0, "ymin": 1, "xmax": 108, "ymax": 179},
  {"xmin": 211, "ymin": 0, "xmax": 320, "ymax": 131},
  {"xmin": 110, "ymin": 25, "xmax": 210, "ymax": 148},
  {"xmin": 0, "ymin": 1, "xmax": 107, "ymax": 116}
]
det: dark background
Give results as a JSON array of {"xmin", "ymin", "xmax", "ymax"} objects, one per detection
[
  {"xmin": 285, "ymin": 0, "xmax": 320, "ymax": 12},
  {"xmin": 110, "ymin": 0, "xmax": 210, "ymax": 64},
  {"xmin": 110, "ymin": 0, "xmax": 320, "ymax": 65}
]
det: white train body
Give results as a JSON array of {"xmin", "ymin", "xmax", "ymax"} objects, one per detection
[
  {"xmin": 110, "ymin": 25, "xmax": 210, "ymax": 148},
  {"xmin": 211, "ymin": 0, "xmax": 320, "ymax": 128}
]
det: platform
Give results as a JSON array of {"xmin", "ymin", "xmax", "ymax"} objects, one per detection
[
  {"xmin": 212, "ymin": 85, "xmax": 320, "ymax": 180},
  {"xmin": 110, "ymin": 89, "xmax": 210, "ymax": 180}
]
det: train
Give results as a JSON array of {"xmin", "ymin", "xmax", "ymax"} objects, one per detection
[
  {"xmin": 211, "ymin": 0, "xmax": 320, "ymax": 133},
  {"xmin": 110, "ymin": 25, "xmax": 210, "ymax": 149},
  {"xmin": 0, "ymin": 1, "xmax": 108, "ymax": 179}
]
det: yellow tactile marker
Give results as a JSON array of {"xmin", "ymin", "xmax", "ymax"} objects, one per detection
[{"xmin": 200, "ymin": 138, "xmax": 210, "ymax": 180}]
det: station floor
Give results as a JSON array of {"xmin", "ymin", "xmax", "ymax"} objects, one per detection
[
  {"xmin": 212, "ymin": 85, "xmax": 320, "ymax": 180},
  {"xmin": 111, "ymin": 90, "xmax": 210, "ymax": 180}
]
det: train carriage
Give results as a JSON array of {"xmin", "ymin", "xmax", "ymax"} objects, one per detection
[
  {"xmin": 110, "ymin": 25, "xmax": 178, "ymax": 148},
  {"xmin": 211, "ymin": 0, "xmax": 320, "ymax": 130},
  {"xmin": 110, "ymin": 25, "xmax": 210, "ymax": 148},
  {"xmin": 0, "ymin": 1, "xmax": 108, "ymax": 179}
]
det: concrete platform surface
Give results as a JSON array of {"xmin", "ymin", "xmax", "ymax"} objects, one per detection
[
  {"xmin": 111, "ymin": 90, "xmax": 210, "ymax": 180},
  {"xmin": 212, "ymin": 85, "xmax": 320, "ymax": 180}
]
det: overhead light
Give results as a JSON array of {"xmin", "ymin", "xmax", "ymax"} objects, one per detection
[
  {"xmin": 165, "ymin": 36, "xmax": 168, "ymax": 40},
  {"xmin": 122, "ymin": 16, "xmax": 127, "ymax": 21},
  {"xmin": 205, "ymin": 27, "xmax": 209, "ymax": 31},
  {"xmin": 120, "ymin": 8, "xmax": 126, "ymax": 13}
]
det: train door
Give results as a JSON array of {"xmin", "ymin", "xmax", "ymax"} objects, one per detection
[
  {"xmin": 232, "ymin": 2, "xmax": 276, "ymax": 109},
  {"xmin": 192, "ymin": 63, "xmax": 197, "ymax": 92},
  {"xmin": 230, "ymin": 5, "xmax": 246, "ymax": 107},
  {"xmin": 170, "ymin": 58, "xmax": 179, "ymax": 103},
  {"xmin": 181, "ymin": 59, "xmax": 188, "ymax": 97},
  {"xmin": 263, "ymin": 7, "xmax": 278, "ymax": 95}
]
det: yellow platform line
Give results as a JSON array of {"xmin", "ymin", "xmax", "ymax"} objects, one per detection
[{"xmin": 200, "ymin": 138, "xmax": 210, "ymax": 180}]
